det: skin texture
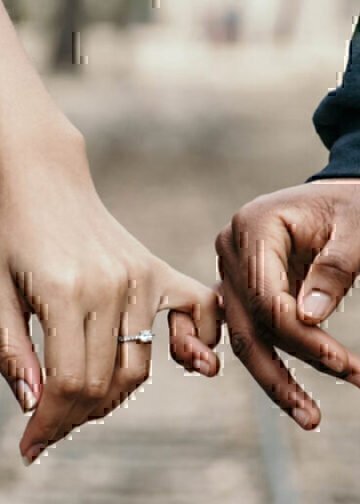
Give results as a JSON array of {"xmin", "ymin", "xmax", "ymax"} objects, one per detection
[
  {"xmin": 0, "ymin": 2, "xmax": 221, "ymax": 465},
  {"xmin": 215, "ymin": 180, "xmax": 360, "ymax": 430}
]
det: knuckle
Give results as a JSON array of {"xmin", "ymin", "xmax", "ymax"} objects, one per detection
[
  {"xmin": 90, "ymin": 261, "xmax": 126, "ymax": 302},
  {"xmin": 103, "ymin": 266, "xmax": 128, "ymax": 301},
  {"xmin": 0, "ymin": 330, "xmax": 28, "ymax": 378},
  {"xmin": 231, "ymin": 207, "xmax": 254, "ymax": 251},
  {"xmin": 230, "ymin": 331, "xmax": 255, "ymax": 363},
  {"xmin": 113, "ymin": 266, "xmax": 128, "ymax": 287},
  {"xmin": 83, "ymin": 378, "xmax": 110, "ymax": 401},
  {"xmin": 315, "ymin": 250, "xmax": 355, "ymax": 285},
  {"xmin": 231, "ymin": 196, "xmax": 271, "ymax": 236},
  {"xmin": 95, "ymin": 272, "xmax": 118, "ymax": 300},
  {"xmin": 0, "ymin": 355, "xmax": 21, "ymax": 378},
  {"xmin": 96, "ymin": 259, "xmax": 116, "ymax": 281},
  {"xmin": 0, "ymin": 333, "xmax": 17, "ymax": 363},
  {"xmin": 45, "ymin": 270, "xmax": 83, "ymax": 299},
  {"xmin": 231, "ymin": 210, "xmax": 247, "ymax": 234},
  {"xmin": 249, "ymin": 294, "xmax": 272, "ymax": 326},
  {"xmin": 215, "ymin": 227, "xmax": 232, "ymax": 256},
  {"xmin": 54, "ymin": 374, "xmax": 84, "ymax": 398}
]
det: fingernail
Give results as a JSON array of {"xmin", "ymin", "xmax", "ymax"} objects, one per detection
[
  {"xmin": 303, "ymin": 291, "xmax": 332, "ymax": 320},
  {"xmin": 292, "ymin": 408, "xmax": 310, "ymax": 429},
  {"xmin": 15, "ymin": 379, "xmax": 37, "ymax": 412},
  {"xmin": 23, "ymin": 443, "xmax": 46, "ymax": 466},
  {"xmin": 193, "ymin": 359, "xmax": 210, "ymax": 376},
  {"xmin": 22, "ymin": 456, "xmax": 31, "ymax": 467}
]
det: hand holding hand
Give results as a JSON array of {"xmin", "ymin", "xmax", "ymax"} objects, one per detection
[
  {"xmin": 0, "ymin": 121, "xmax": 220, "ymax": 465},
  {"xmin": 0, "ymin": 2, "xmax": 221, "ymax": 464},
  {"xmin": 216, "ymin": 181, "xmax": 360, "ymax": 429}
]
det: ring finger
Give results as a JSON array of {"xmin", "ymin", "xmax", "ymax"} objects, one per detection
[{"xmin": 89, "ymin": 283, "xmax": 154, "ymax": 419}]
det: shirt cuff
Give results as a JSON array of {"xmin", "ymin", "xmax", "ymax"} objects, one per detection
[{"xmin": 307, "ymin": 129, "xmax": 360, "ymax": 182}]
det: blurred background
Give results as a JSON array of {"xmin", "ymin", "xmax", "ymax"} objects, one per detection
[{"xmin": 1, "ymin": 1, "xmax": 360, "ymax": 503}]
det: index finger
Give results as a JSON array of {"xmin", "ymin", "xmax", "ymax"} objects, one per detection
[
  {"xmin": 223, "ymin": 276, "xmax": 320, "ymax": 430},
  {"xmin": 20, "ymin": 306, "xmax": 85, "ymax": 465}
]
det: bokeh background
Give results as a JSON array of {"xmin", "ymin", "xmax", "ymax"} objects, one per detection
[{"xmin": 1, "ymin": 1, "xmax": 360, "ymax": 503}]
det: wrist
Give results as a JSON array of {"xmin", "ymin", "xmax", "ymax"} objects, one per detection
[{"xmin": 0, "ymin": 120, "xmax": 94, "ymax": 202}]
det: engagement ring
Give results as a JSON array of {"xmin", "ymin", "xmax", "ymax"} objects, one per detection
[{"xmin": 118, "ymin": 330, "xmax": 154, "ymax": 344}]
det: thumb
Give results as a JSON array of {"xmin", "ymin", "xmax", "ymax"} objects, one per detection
[
  {"xmin": 298, "ymin": 231, "xmax": 358, "ymax": 324},
  {"xmin": 0, "ymin": 282, "xmax": 42, "ymax": 412}
]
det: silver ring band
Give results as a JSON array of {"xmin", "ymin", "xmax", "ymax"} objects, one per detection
[{"xmin": 118, "ymin": 330, "xmax": 155, "ymax": 344}]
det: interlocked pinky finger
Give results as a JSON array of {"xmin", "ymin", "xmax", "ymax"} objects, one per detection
[{"xmin": 168, "ymin": 311, "xmax": 220, "ymax": 377}]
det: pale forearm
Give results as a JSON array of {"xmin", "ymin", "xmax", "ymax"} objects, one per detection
[{"xmin": 0, "ymin": 2, "xmax": 75, "ymax": 148}]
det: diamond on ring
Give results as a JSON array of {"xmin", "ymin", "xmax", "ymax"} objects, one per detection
[{"xmin": 118, "ymin": 330, "xmax": 155, "ymax": 344}]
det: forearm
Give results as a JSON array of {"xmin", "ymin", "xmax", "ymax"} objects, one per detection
[{"xmin": 0, "ymin": 2, "xmax": 74, "ymax": 147}]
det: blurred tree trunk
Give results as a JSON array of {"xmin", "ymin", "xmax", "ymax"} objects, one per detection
[
  {"xmin": 53, "ymin": 0, "xmax": 83, "ymax": 71},
  {"xmin": 274, "ymin": 0, "xmax": 303, "ymax": 42}
]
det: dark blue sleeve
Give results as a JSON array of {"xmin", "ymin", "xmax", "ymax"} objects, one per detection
[{"xmin": 308, "ymin": 20, "xmax": 360, "ymax": 182}]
